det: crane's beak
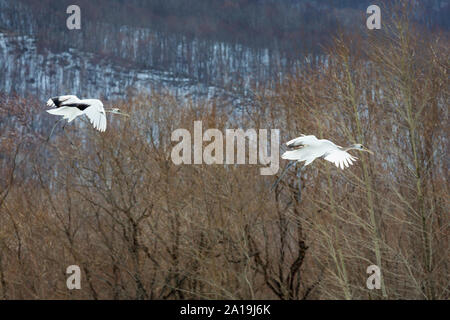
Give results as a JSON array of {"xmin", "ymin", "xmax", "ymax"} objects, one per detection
[
  {"xmin": 362, "ymin": 147, "xmax": 374, "ymax": 155},
  {"xmin": 117, "ymin": 111, "xmax": 130, "ymax": 117}
]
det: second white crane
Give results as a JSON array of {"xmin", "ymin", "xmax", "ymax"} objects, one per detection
[{"xmin": 272, "ymin": 134, "xmax": 373, "ymax": 197}]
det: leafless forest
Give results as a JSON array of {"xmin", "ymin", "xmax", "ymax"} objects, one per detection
[{"xmin": 0, "ymin": 2, "xmax": 449, "ymax": 299}]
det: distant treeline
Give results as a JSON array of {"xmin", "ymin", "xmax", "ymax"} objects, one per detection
[
  {"xmin": 0, "ymin": 7, "xmax": 448, "ymax": 298},
  {"xmin": 0, "ymin": 0, "xmax": 448, "ymax": 87}
]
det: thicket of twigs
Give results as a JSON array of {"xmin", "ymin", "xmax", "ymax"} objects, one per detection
[{"xmin": 0, "ymin": 11, "xmax": 448, "ymax": 299}]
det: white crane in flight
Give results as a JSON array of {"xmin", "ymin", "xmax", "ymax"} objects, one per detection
[
  {"xmin": 46, "ymin": 95, "xmax": 129, "ymax": 138},
  {"xmin": 272, "ymin": 134, "xmax": 373, "ymax": 199}
]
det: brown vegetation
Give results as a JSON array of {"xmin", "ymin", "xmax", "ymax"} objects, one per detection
[{"xmin": 0, "ymin": 10, "xmax": 448, "ymax": 299}]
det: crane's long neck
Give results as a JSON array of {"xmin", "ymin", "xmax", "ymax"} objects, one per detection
[
  {"xmin": 342, "ymin": 146, "xmax": 358, "ymax": 152},
  {"xmin": 105, "ymin": 109, "xmax": 130, "ymax": 117}
]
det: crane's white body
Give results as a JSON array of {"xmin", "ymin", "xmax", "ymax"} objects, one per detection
[
  {"xmin": 46, "ymin": 95, "xmax": 107, "ymax": 132},
  {"xmin": 282, "ymin": 135, "xmax": 358, "ymax": 169}
]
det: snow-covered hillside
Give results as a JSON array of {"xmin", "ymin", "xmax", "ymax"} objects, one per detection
[{"xmin": 0, "ymin": 31, "xmax": 241, "ymax": 104}]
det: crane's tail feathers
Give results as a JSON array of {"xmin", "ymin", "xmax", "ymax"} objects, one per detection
[
  {"xmin": 46, "ymin": 109, "xmax": 64, "ymax": 115},
  {"xmin": 281, "ymin": 149, "xmax": 307, "ymax": 161},
  {"xmin": 46, "ymin": 107, "xmax": 80, "ymax": 122},
  {"xmin": 46, "ymin": 108, "xmax": 68, "ymax": 116}
]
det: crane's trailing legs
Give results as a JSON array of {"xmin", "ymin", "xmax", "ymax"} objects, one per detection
[
  {"xmin": 47, "ymin": 119, "xmax": 74, "ymax": 146},
  {"xmin": 295, "ymin": 164, "xmax": 305, "ymax": 202},
  {"xmin": 271, "ymin": 160, "xmax": 296, "ymax": 191},
  {"xmin": 47, "ymin": 118, "xmax": 64, "ymax": 141},
  {"xmin": 271, "ymin": 161, "xmax": 304, "ymax": 202}
]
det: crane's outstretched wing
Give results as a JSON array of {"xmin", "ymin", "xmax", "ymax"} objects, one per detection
[
  {"xmin": 47, "ymin": 95, "xmax": 80, "ymax": 108},
  {"xmin": 286, "ymin": 135, "xmax": 319, "ymax": 148},
  {"xmin": 324, "ymin": 150, "xmax": 357, "ymax": 170},
  {"xmin": 83, "ymin": 103, "xmax": 107, "ymax": 132}
]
